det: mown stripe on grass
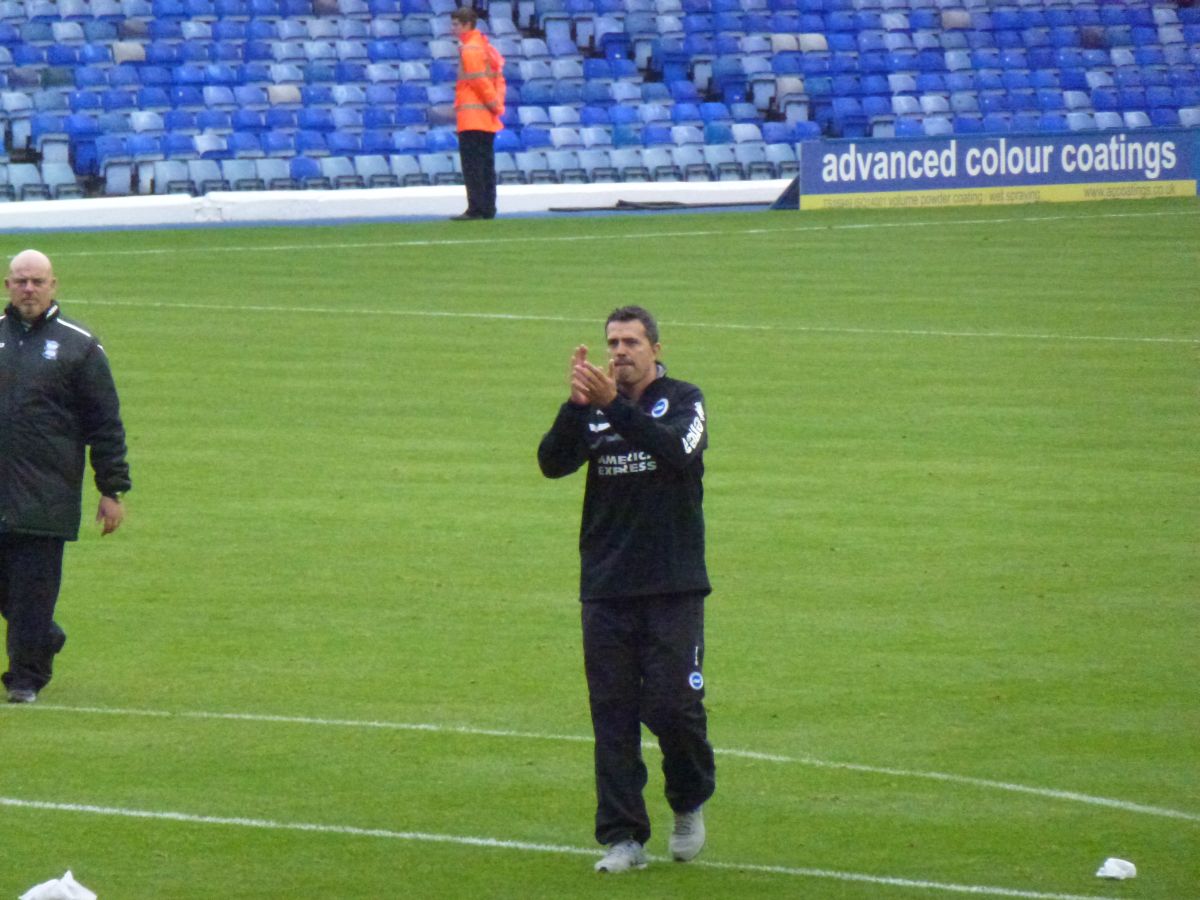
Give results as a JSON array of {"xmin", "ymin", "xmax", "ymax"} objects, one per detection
[
  {"xmin": 20, "ymin": 703, "xmax": 1200, "ymax": 824},
  {"xmin": 46, "ymin": 205, "xmax": 1200, "ymax": 260},
  {"xmin": 0, "ymin": 795, "xmax": 1120, "ymax": 900},
  {"xmin": 66, "ymin": 298, "xmax": 1199, "ymax": 345}
]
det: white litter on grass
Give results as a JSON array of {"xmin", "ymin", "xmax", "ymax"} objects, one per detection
[
  {"xmin": 1095, "ymin": 858, "xmax": 1136, "ymax": 880},
  {"xmin": 2, "ymin": 795, "xmax": 1124, "ymax": 900},
  {"xmin": 19, "ymin": 870, "xmax": 97, "ymax": 900}
]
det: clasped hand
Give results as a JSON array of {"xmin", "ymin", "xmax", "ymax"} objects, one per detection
[{"xmin": 568, "ymin": 345, "xmax": 617, "ymax": 408}]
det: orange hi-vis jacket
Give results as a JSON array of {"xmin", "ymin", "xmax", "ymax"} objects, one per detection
[{"xmin": 455, "ymin": 28, "xmax": 506, "ymax": 133}]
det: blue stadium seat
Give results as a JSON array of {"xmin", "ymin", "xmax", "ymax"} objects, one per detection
[
  {"xmin": 831, "ymin": 96, "xmax": 867, "ymax": 137},
  {"xmin": 354, "ymin": 154, "xmax": 398, "ymax": 187},
  {"xmin": 549, "ymin": 105, "xmax": 582, "ymax": 127},
  {"xmin": 484, "ymin": 129, "xmax": 516, "ymax": 155},
  {"xmin": 609, "ymin": 147, "xmax": 650, "ymax": 181},
  {"xmin": 362, "ymin": 107, "xmax": 395, "ymax": 132},
  {"xmin": 189, "ymin": 158, "xmax": 230, "ymax": 192},
  {"xmin": 517, "ymin": 107, "xmax": 550, "ymax": 130},
  {"xmin": 9, "ymin": 162, "xmax": 51, "ymax": 200},
  {"xmin": 419, "ymin": 150, "xmax": 461, "ymax": 184},
  {"xmin": 129, "ymin": 132, "xmax": 165, "ymax": 166},
  {"xmin": 669, "ymin": 144, "xmax": 706, "ymax": 181},
  {"xmin": 702, "ymin": 121, "xmax": 733, "ymax": 144},
  {"xmin": 1061, "ymin": 110, "xmax": 1094, "ymax": 132},
  {"xmin": 642, "ymin": 124, "xmax": 673, "ymax": 146},
  {"xmin": 391, "ymin": 130, "xmax": 425, "ymax": 155},
  {"xmin": 1009, "ymin": 112, "xmax": 1040, "ymax": 132},
  {"xmin": 550, "ymin": 126, "xmax": 584, "ymax": 148},
  {"xmin": 221, "ymin": 158, "xmax": 264, "ymax": 191},
  {"xmin": 356, "ymin": 130, "xmax": 388, "ymax": 156},
  {"xmin": 295, "ymin": 130, "xmax": 330, "ymax": 156},
  {"xmin": 425, "ymin": 129, "xmax": 458, "ymax": 153},
  {"xmin": 980, "ymin": 113, "xmax": 1010, "ymax": 134},
  {"xmin": 298, "ymin": 108, "xmax": 335, "ymax": 132},
  {"xmin": 255, "ymin": 158, "xmax": 295, "ymax": 190},
  {"xmin": 233, "ymin": 86, "xmax": 270, "ymax": 111},
  {"xmin": 583, "ymin": 82, "xmax": 615, "ymax": 107},
  {"xmin": 261, "ymin": 130, "xmax": 295, "ymax": 157},
  {"xmin": 382, "ymin": 153, "xmax": 421, "ymax": 186},
  {"xmin": 227, "ymin": 131, "xmax": 265, "ymax": 157},
  {"xmin": 194, "ymin": 131, "xmax": 229, "ymax": 158},
  {"xmin": 327, "ymin": 132, "xmax": 362, "ymax": 157},
  {"xmin": 581, "ymin": 126, "xmax": 613, "ymax": 148},
  {"xmin": 69, "ymin": 90, "xmax": 102, "ymax": 114},
  {"xmin": 670, "ymin": 102, "xmax": 702, "ymax": 126},
  {"xmin": 321, "ymin": 155, "xmax": 365, "ymax": 188},
  {"xmin": 1122, "ymin": 110, "xmax": 1151, "ymax": 129},
  {"xmin": 548, "ymin": 149, "xmax": 589, "ymax": 183},
  {"xmin": 578, "ymin": 148, "xmax": 618, "ymax": 182},
  {"xmin": 285, "ymin": 154, "xmax": 328, "ymax": 188},
  {"xmin": 193, "ymin": 107, "xmax": 232, "ymax": 135},
  {"xmin": 511, "ymin": 149, "xmax": 549, "ymax": 183},
  {"xmin": 331, "ymin": 107, "xmax": 364, "ymax": 133},
  {"xmin": 264, "ymin": 105, "xmax": 296, "ymax": 131},
  {"xmin": 30, "ymin": 113, "xmax": 67, "ymax": 157},
  {"xmin": 700, "ymin": 143, "xmax": 739, "ymax": 180},
  {"xmin": 643, "ymin": 146, "xmax": 681, "ymax": 181}
]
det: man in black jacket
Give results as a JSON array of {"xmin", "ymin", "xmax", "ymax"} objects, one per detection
[
  {"xmin": 0, "ymin": 249, "xmax": 131, "ymax": 704},
  {"xmin": 538, "ymin": 306, "xmax": 715, "ymax": 874}
]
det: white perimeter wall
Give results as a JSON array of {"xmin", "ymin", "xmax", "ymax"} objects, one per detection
[{"xmin": 0, "ymin": 178, "xmax": 791, "ymax": 230}]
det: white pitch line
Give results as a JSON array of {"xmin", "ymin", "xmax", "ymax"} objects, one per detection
[
  {"xmin": 64, "ymin": 298, "xmax": 1199, "ymax": 346},
  {"xmin": 43, "ymin": 205, "xmax": 1200, "ymax": 259},
  {"xmin": 0, "ymin": 796, "xmax": 1120, "ymax": 900},
  {"xmin": 17, "ymin": 703, "xmax": 1200, "ymax": 824},
  {"xmin": 721, "ymin": 748, "xmax": 1200, "ymax": 823}
]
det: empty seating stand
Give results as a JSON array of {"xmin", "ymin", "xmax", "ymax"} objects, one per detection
[{"xmin": 0, "ymin": 0, "xmax": 1193, "ymax": 195}]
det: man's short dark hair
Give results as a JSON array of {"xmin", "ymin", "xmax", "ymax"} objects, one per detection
[
  {"xmin": 606, "ymin": 306, "xmax": 659, "ymax": 344},
  {"xmin": 450, "ymin": 6, "xmax": 478, "ymax": 26}
]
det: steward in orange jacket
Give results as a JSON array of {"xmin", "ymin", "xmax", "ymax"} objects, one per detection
[
  {"xmin": 454, "ymin": 26, "xmax": 506, "ymax": 133},
  {"xmin": 450, "ymin": 7, "xmax": 506, "ymax": 220}
]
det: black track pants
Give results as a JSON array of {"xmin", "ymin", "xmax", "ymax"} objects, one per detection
[
  {"xmin": 582, "ymin": 592, "xmax": 716, "ymax": 846},
  {"xmin": 0, "ymin": 534, "xmax": 67, "ymax": 693},
  {"xmin": 457, "ymin": 129, "xmax": 497, "ymax": 218}
]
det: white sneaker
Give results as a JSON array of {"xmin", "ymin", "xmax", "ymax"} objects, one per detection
[
  {"xmin": 669, "ymin": 807, "xmax": 705, "ymax": 861},
  {"xmin": 594, "ymin": 839, "xmax": 647, "ymax": 873}
]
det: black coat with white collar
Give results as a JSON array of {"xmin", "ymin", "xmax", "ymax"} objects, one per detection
[{"xmin": 0, "ymin": 302, "xmax": 130, "ymax": 539}]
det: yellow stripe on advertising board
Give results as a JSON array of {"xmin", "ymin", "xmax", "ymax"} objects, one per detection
[{"xmin": 799, "ymin": 180, "xmax": 1197, "ymax": 211}]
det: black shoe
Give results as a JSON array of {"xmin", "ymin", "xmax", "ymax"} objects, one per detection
[
  {"xmin": 7, "ymin": 688, "xmax": 36, "ymax": 703},
  {"xmin": 450, "ymin": 212, "xmax": 484, "ymax": 221}
]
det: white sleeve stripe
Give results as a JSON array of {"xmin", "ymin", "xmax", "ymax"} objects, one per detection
[{"xmin": 57, "ymin": 319, "xmax": 95, "ymax": 339}]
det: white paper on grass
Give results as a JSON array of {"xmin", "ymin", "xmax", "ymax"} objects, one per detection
[
  {"xmin": 19, "ymin": 870, "xmax": 98, "ymax": 900},
  {"xmin": 1095, "ymin": 857, "xmax": 1137, "ymax": 880}
]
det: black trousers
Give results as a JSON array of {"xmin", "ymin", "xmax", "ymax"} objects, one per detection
[
  {"xmin": 458, "ymin": 129, "xmax": 497, "ymax": 218},
  {"xmin": 581, "ymin": 592, "xmax": 716, "ymax": 846},
  {"xmin": 0, "ymin": 534, "xmax": 67, "ymax": 693}
]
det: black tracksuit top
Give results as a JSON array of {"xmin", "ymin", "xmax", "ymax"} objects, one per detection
[
  {"xmin": 0, "ymin": 303, "xmax": 131, "ymax": 540},
  {"xmin": 538, "ymin": 374, "xmax": 710, "ymax": 602}
]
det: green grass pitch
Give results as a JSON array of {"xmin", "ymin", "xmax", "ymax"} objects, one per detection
[{"xmin": 0, "ymin": 198, "xmax": 1196, "ymax": 899}]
